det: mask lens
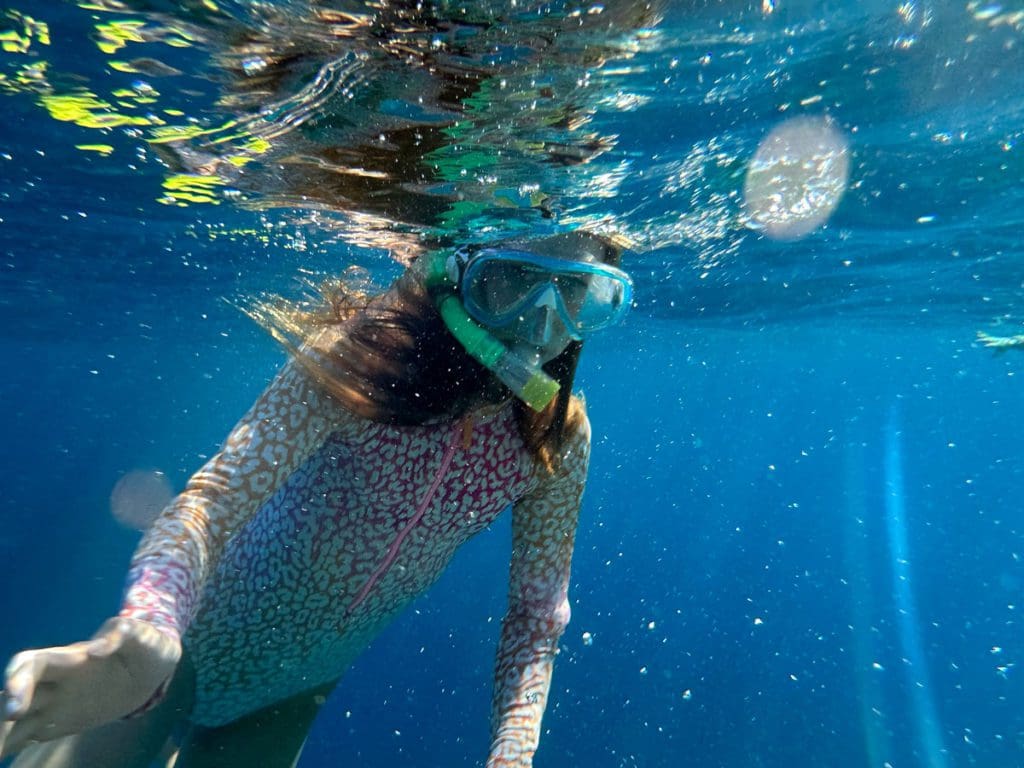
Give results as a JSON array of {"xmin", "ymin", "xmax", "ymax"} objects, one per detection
[
  {"xmin": 573, "ymin": 274, "xmax": 627, "ymax": 331},
  {"xmin": 463, "ymin": 258, "xmax": 552, "ymax": 319}
]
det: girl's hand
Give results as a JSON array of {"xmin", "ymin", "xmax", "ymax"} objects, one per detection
[{"xmin": 0, "ymin": 617, "xmax": 181, "ymax": 759}]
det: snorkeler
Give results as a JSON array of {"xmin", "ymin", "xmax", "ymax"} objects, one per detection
[
  {"xmin": 977, "ymin": 330, "xmax": 1024, "ymax": 351},
  {"xmin": 0, "ymin": 230, "xmax": 633, "ymax": 768}
]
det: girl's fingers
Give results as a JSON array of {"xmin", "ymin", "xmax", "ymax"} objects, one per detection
[
  {"xmin": 2, "ymin": 679, "xmax": 56, "ymax": 726},
  {"xmin": 0, "ymin": 685, "xmax": 86, "ymax": 757},
  {"xmin": 0, "ymin": 718, "xmax": 16, "ymax": 761},
  {"xmin": 3, "ymin": 689, "xmax": 21, "ymax": 719},
  {"xmin": 0, "ymin": 621, "xmax": 177, "ymax": 760},
  {"xmin": 0, "ymin": 711, "xmax": 53, "ymax": 758},
  {"xmin": 3, "ymin": 654, "xmax": 42, "ymax": 720},
  {"xmin": 10, "ymin": 682, "xmax": 55, "ymax": 720},
  {"xmin": 30, "ymin": 646, "xmax": 95, "ymax": 681},
  {"xmin": 4, "ymin": 646, "xmax": 95, "ymax": 719}
]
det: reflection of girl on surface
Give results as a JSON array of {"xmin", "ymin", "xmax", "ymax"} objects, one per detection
[{"xmin": 0, "ymin": 230, "xmax": 633, "ymax": 768}]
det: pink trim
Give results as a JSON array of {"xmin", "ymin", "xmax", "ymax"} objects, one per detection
[
  {"xmin": 347, "ymin": 423, "xmax": 462, "ymax": 614},
  {"xmin": 120, "ymin": 674, "xmax": 172, "ymax": 720}
]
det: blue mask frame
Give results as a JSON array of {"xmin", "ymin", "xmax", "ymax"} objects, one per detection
[{"xmin": 454, "ymin": 248, "xmax": 634, "ymax": 340}]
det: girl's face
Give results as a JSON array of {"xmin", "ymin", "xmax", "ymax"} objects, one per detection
[
  {"xmin": 459, "ymin": 230, "xmax": 622, "ymax": 366},
  {"xmin": 476, "ymin": 236, "xmax": 604, "ymax": 364}
]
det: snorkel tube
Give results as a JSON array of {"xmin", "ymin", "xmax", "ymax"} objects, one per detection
[{"xmin": 425, "ymin": 252, "xmax": 560, "ymax": 412}]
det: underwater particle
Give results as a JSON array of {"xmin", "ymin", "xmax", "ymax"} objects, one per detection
[
  {"xmin": 971, "ymin": 3, "xmax": 1003, "ymax": 22},
  {"xmin": 681, "ymin": 689, "xmax": 692, "ymax": 700},
  {"xmin": 581, "ymin": 631, "xmax": 594, "ymax": 646},
  {"xmin": 743, "ymin": 115, "xmax": 850, "ymax": 240},
  {"xmin": 110, "ymin": 469, "xmax": 173, "ymax": 531}
]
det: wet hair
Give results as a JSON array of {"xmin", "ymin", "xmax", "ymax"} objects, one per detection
[{"xmin": 250, "ymin": 230, "xmax": 624, "ymax": 473}]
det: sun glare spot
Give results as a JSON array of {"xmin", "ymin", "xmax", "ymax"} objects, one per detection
[
  {"xmin": 742, "ymin": 115, "xmax": 850, "ymax": 240},
  {"xmin": 110, "ymin": 469, "xmax": 173, "ymax": 531}
]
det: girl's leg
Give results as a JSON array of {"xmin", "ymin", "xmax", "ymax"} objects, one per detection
[
  {"xmin": 10, "ymin": 653, "xmax": 196, "ymax": 768},
  {"xmin": 171, "ymin": 680, "xmax": 337, "ymax": 768}
]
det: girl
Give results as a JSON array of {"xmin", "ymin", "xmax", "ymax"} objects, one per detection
[{"xmin": 1, "ymin": 230, "xmax": 633, "ymax": 768}]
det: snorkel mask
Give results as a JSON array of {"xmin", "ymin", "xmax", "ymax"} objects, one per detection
[{"xmin": 425, "ymin": 245, "xmax": 634, "ymax": 411}]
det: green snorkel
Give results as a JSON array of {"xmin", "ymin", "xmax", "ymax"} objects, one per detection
[{"xmin": 425, "ymin": 251, "xmax": 561, "ymax": 412}]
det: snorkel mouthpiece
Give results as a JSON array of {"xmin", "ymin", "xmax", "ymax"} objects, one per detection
[
  {"xmin": 436, "ymin": 296, "xmax": 560, "ymax": 410},
  {"xmin": 427, "ymin": 253, "xmax": 560, "ymax": 412}
]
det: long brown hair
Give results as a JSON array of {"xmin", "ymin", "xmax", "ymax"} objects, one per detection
[{"xmin": 249, "ymin": 231, "xmax": 623, "ymax": 473}]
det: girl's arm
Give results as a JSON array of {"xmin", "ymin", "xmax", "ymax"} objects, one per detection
[
  {"xmin": 1, "ymin": 354, "xmax": 350, "ymax": 757},
  {"xmin": 120, "ymin": 356, "xmax": 346, "ymax": 641},
  {"xmin": 486, "ymin": 409, "xmax": 591, "ymax": 768}
]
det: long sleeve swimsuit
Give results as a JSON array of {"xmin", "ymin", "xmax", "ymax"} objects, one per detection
[{"xmin": 118, "ymin": 359, "xmax": 590, "ymax": 766}]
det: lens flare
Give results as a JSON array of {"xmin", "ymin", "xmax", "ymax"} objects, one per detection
[
  {"xmin": 110, "ymin": 469, "xmax": 173, "ymax": 531},
  {"xmin": 743, "ymin": 115, "xmax": 850, "ymax": 240}
]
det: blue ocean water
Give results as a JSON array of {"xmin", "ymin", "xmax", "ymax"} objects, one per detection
[{"xmin": 2, "ymin": 1, "xmax": 1023, "ymax": 766}]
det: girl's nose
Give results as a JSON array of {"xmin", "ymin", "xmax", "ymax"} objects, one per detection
[
  {"xmin": 527, "ymin": 286, "xmax": 560, "ymax": 344},
  {"xmin": 528, "ymin": 306, "xmax": 554, "ymax": 345},
  {"xmin": 534, "ymin": 284, "xmax": 559, "ymax": 310}
]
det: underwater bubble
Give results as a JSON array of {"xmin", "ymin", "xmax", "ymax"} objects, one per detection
[
  {"xmin": 110, "ymin": 469, "xmax": 173, "ymax": 531},
  {"xmin": 743, "ymin": 115, "xmax": 850, "ymax": 240}
]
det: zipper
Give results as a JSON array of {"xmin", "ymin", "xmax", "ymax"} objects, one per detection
[{"xmin": 346, "ymin": 419, "xmax": 466, "ymax": 615}]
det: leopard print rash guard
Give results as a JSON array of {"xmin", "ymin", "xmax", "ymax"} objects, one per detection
[{"xmin": 119, "ymin": 359, "xmax": 590, "ymax": 766}]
